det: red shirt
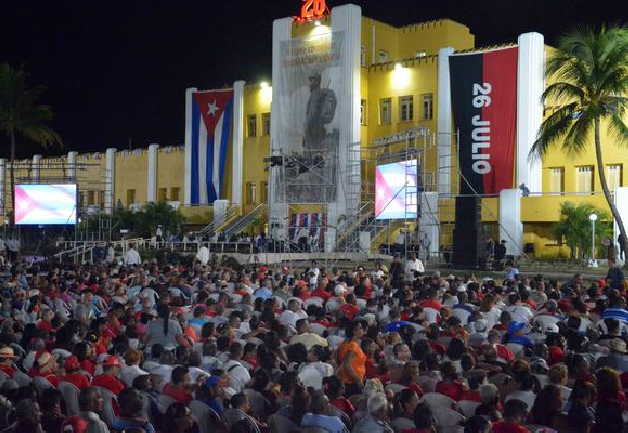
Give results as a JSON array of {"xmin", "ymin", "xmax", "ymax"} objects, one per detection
[
  {"xmin": 311, "ymin": 289, "xmax": 332, "ymax": 301},
  {"xmin": 420, "ymin": 299, "xmax": 443, "ymax": 310},
  {"xmin": 339, "ymin": 304, "xmax": 360, "ymax": 320},
  {"xmin": 29, "ymin": 369, "xmax": 60, "ymax": 388},
  {"xmin": 495, "ymin": 345, "xmax": 515, "ymax": 363},
  {"xmin": 92, "ymin": 373, "xmax": 125, "ymax": 395},
  {"xmin": 460, "ymin": 389, "xmax": 481, "ymax": 402},
  {"xmin": 80, "ymin": 359, "xmax": 95, "ymax": 376},
  {"xmin": 436, "ymin": 380, "xmax": 465, "ymax": 401},
  {"xmin": 491, "ymin": 421, "xmax": 531, "ymax": 433},
  {"xmin": 330, "ymin": 397, "xmax": 355, "ymax": 416},
  {"xmin": 0, "ymin": 365, "xmax": 15, "ymax": 377},
  {"xmin": 37, "ymin": 320, "xmax": 54, "ymax": 333},
  {"xmin": 62, "ymin": 372, "xmax": 91, "ymax": 389},
  {"xmin": 163, "ymin": 383, "xmax": 193, "ymax": 405}
]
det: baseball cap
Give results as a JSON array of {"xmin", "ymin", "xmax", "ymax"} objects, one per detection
[
  {"xmin": 102, "ymin": 356, "xmax": 121, "ymax": 368},
  {"xmin": 609, "ymin": 338, "xmax": 627, "ymax": 354},
  {"xmin": 64, "ymin": 356, "xmax": 81, "ymax": 371}
]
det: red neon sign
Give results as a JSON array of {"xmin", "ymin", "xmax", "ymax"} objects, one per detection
[{"xmin": 296, "ymin": 0, "xmax": 329, "ymax": 22}]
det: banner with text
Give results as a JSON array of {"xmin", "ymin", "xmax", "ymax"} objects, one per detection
[
  {"xmin": 449, "ymin": 47, "xmax": 518, "ymax": 194},
  {"xmin": 274, "ymin": 31, "xmax": 345, "ymax": 203}
]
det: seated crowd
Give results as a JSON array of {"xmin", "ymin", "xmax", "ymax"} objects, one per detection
[{"xmin": 0, "ymin": 257, "xmax": 625, "ymax": 433}]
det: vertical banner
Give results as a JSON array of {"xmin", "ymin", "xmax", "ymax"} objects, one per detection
[
  {"xmin": 186, "ymin": 89, "xmax": 234, "ymax": 205},
  {"xmin": 449, "ymin": 47, "xmax": 518, "ymax": 194},
  {"xmin": 274, "ymin": 31, "xmax": 345, "ymax": 203}
]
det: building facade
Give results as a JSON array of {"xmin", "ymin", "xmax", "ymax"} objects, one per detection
[{"xmin": 3, "ymin": 3, "xmax": 627, "ymax": 258}]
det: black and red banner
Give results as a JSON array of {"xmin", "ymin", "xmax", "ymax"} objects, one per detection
[{"xmin": 449, "ymin": 47, "xmax": 518, "ymax": 195}]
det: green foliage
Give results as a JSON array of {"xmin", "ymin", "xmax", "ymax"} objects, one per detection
[
  {"xmin": 552, "ymin": 202, "xmax": 612, "ymax": 259},
  {"xmin": 531, "ymin": 25, "xmax": 628, "ymax": 159},
  {"xmin": 0, "ymin": 63, "xmax": 62, "ymax": 155},
  {"xmin": 79, "ymin": 201, "xmax": 185, "ymax": 239}
]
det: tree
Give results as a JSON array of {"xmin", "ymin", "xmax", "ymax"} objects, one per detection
[
  {"xmin": 553, "ymin": 201, "xmax": 612, "ymax": 260},
  {"xmin": 0, "ymin": 63, "xmax": 62, "ymax": 224},
  {"xmin": 530, "ymin": 25, "xmax": 628, "ymax": 259}
]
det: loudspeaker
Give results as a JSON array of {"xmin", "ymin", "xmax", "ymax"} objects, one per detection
[{"xmin": 452, "ymin": 196, "xmax": 482, "ymax": 268}]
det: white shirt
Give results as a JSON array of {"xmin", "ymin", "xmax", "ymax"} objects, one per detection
[
  {"xmin": 505, "ymin": 390, "xmax": 536, "ymax": 409},
  {"xmin": 125, "ymin": 248, "xmax": 142, "ymax": 265},
  {"xmin": 120, "ymin": 364, "xmax": 148, "ymax": 387},
  {"xmin": 505, "ymin": 304, "xmax": 534, "ymax": 324},
  {"xmin": 279, "ymin": 309, "xmax": 308, "ymax": 329},
  {"xmin": 195, "ymin": 246, "xmax": 210, "ymax": 265},
  {"xmin": 223, "ymin": 360, "xmax": 251, "ymax": 393},
  {"xmin": 404, "ymin": 259, "xmax": 425, "ymax": 280}
]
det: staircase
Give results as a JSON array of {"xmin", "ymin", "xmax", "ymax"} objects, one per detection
[
  {"xmin": 193, "ymin": 205, "xmax": 241, "ymax": 238},
  {"xmin": 220, "ymin": 203, "xmax": 266, "ymax": 239}
]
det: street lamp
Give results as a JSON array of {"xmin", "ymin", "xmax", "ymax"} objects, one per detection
[{"xmin": 589, "ymin": 213, "xmax": 598, "ymax": 268}]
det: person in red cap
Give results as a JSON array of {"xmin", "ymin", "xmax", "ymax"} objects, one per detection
[
  {"xmin": 28, "ymin": 350, "xmax": 61, "ymax": 387},
  {"xmin": 92, "ymin": 355, "xmax": 125, "ymax": 395},
  {"xmin": 62, "ymin": 356, "xmax": 91, "ymax": 389}
]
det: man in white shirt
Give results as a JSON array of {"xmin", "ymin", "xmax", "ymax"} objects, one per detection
[
  {"xmin": 120, "ymin": 349, "xmax": 148, "ymax": 387},
  {"xmin": 505, "ymin": 293, "xmax": 534, "ymax": 324},
  {"xmin": 195, "ymin": 245, "xmax": 210, "ymax": 266},
  {"xmin": 124, "ymin": 244, "xmax": 141, "ymax": 266},
  {"xmin": 223, "ymin": 343, "xmax": 251, "ymax": 394},
  {"xmin": 279, "ymin": 298, "xmax": 309, "ymax": 330},
  {"xmin": 404, "ymin": 253, "xmax": 425, "ymax": 281}
]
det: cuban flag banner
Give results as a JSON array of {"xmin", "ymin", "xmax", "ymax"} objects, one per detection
[{"xmin": 187, "ymin": 89, "xmax": 234, "ymax": 205}]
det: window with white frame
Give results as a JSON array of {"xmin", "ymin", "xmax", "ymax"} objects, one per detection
[
  {"xmin": 246, "ymin": 182, "xmax": 257, "ymax": 205},
  {"xmin": 261, "ymin": 113, "xmax": 271, "ymax": 136},
  {"xmin": 549, "ymin": 167, "xmax": 565, "ymax": 193},
  {"xmin": 247, "ymin": 114, "xmax": 257, "ymax": 137},
  {"xmin": 399, "ymin": 96, "xmax": 413, "ymax": 122},
  {"xmin": 360, "ymin": 99, "xmax": 367, "ymax": 125},
  {"xmin": 606, "ymin": 164, "xmax": 622, "ymax": 191},
  {"xmin": 379, "ymin": 98, "xmax": 392, "ymax": 125},
  {"xmin": 576, "ymin": 166, "xmax": 594, "ymax": 193},
  {"xmin": 423, "ymin": 94, "xmax": 433, "ymax": 120}
]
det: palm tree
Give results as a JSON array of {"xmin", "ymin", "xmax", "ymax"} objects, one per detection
[
  {"xmin": 0, "ymin": 63, "xmax": 62, "ymax": 224},
  {"xmin": 531, "ymin": 25, "xmax": 628, "ymax": 259}
]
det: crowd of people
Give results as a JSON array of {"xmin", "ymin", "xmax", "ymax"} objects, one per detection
[{"xmin": 0, "ymin": 254, "xmax": 625, "ymax": 433}]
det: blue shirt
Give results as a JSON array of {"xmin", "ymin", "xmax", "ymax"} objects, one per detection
[
  {"xmin": 254, "ymin": 287, "xmax": 273, "ymax": 300},
  {"xmin": 112, "ymin": 418, "xmax": 156, "ymax": 433},
  {"xmin": 505, "ymin": 334, "xmax": 533, "ymax": 347},
  {"xmin": 602, "ymin": 308, "xmax": 628, "ymax": 324},
  {"xmin": 385, "ymin": 321, "xmax": 412, "ymax": 333},
  {"xmin": 301, "ymin": 413, "xmax": 348, "ymax": 433}
]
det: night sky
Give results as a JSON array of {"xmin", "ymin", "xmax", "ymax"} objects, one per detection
[{"xmin": 1, "ymin": 0, "xmax": 623, "ymax": 158}]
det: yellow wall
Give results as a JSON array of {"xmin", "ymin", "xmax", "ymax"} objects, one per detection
[{"xmin": 156, "ymin": 147, "xmax": 185, "ymax": 202}]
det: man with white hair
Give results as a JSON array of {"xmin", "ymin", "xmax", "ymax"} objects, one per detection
[{"xmin": 352, "ymin": 393, "xmax": 394, "ymax": 433}]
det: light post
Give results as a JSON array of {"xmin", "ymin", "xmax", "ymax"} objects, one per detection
[{"xmin": 589, "ymin": 213, "xmax": 598, "ymax": 268}]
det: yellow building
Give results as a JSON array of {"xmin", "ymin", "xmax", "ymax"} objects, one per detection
[{"xmin": 3, "ymin": 2, "xmax": 626, "ymax": 259}]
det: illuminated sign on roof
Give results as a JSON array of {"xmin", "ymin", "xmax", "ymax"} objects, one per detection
[{"xmin": 296, "ymin": 0, "xmax": 330, "ymax": 22}]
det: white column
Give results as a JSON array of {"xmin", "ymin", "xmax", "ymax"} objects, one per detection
[
  {"xmin": 437, "ymin": 47, "xmax": 455, "ymax": 195},
  {"xmin": 0, "ymin": 159, "xmax": 5, "ymax": 219},
  {"xmin": 214, "ymin": 199, "xmax": 230, "ymax": 228},
  {"xmin": 420, "ymin": 192, "xmax": 440, "ymax": 257},
  {"xmin": 517, "ymin": 32, "xmax": 545, "ymax": 194},
  {"xmin": 105, "ymin": 148, "xmax": 117, "ymax": 215},
  {"xmin": 269, "ymin": 17, "xmax": 292, "ymax": 242},
  {"xmin": 147, "ymin": 143, "xmax": 159, "ymax": 202},
  {"xmin": 184, "ymin": 87, "xmax": 197, "ymax": 206},
  {"xmin": 499, "ymin": 188, "xmax": 523, "ymax": 256},
  {"xmin": 232, "ymin": 81, "xmax": 246, "ymax": 206},
  {"xmin": 66, "ymin": 151, "xmax": 78, "ymax": 180},
  {"xmin": 329, "ymin": 4, "xmax": 362, "ymax": 253},
  {"xmin": 32, "ymin": 154, "xmax": 42, "ymax": 182}
]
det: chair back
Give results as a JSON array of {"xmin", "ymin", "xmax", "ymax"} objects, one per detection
[{"xmin": 33, "ymin": 375, "xmax": 53, "ymax": 391}]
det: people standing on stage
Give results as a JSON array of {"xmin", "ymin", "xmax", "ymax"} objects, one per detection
[{"xmin": 125, "ymin": 243, "xmax": 142, "ymax": 266}]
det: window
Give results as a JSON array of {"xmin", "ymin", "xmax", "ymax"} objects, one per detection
[
  {"xmin": 379, "ymin": 98, "xmax": 392, "ymax": 125},
  {"xmin": 415, "ymin": 50, "xmax": 427, "ymax": 58},
  {"xmin": 360, "ymin": 99, "xmax": 367, "ymax": 125},
  {"xmin": 246, "ymin": 182, "xmax": 257, "ymax": 205},
  {"xmin": 361, "ymin": 46, "xmax": 367, "ymax": 67},
  {"xmin": 79, "ymin": 192, "xmax": 86, "ymax": 207},
  {"xmin": 549, "ymin": 167, "xmax": 565, "ymax": 193},
  {"xmin": 87, "ymin": 190, "xmax": 95, "ymax": 205},
  {"xmin": 576, "ymin": 166, "xmax": 594, "ymax": 193},
  {"xmin": 377, "ymin": 49, "xmax": 389, "ymax": 63},
  {"xmin": 170, "ymin": 187, "xmax": 180, "ymax": 201},
  {"xmin": 261, "ymin": 181, "xmax": 268, "ymax": 203},
  {"xmin": 262, "ymin": 113, "xmax": 271, "ymax": 136},
  {"xmin": 158, "ymin": 188, "xmax": 168, "ymax": 201},
  {"xmin": 126, "ymin": 189, "xmax": 136, "ymax": 206},
  {"xmin": 606, "ymin": 164, "xmax": 622, "ymax": 191},
  {"xmin": 98, "ymin": 191, "xmax": 105, "ymax": 208},
  {"xmin": 423, "ymin": 94, "xmax": 433, "ymax": 120},
  {"xmin": 399, "ymin": 96, "xmax": 413, "ymax": 122},
  {"xmin": 247, "ymin": 114, "xmax": 257, "ymax": 137}
]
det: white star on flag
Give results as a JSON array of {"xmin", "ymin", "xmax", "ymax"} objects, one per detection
[{"xmin": 207, "ymin": 100, "xmax": 219, "ymax": 116}]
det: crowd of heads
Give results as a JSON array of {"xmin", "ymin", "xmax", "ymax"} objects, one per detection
[{"xmin": 0, "ymin": 256, "xmax": 624, "ymax": 433}]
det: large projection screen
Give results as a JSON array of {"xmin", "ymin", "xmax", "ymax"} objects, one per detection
[
  {"xmin": 14, "ymin": 184, "xmax": 78, "ymax": 225},
  {"xmin": 375, "ymin": 160, "xmax": 418, "ymax": 220}
]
